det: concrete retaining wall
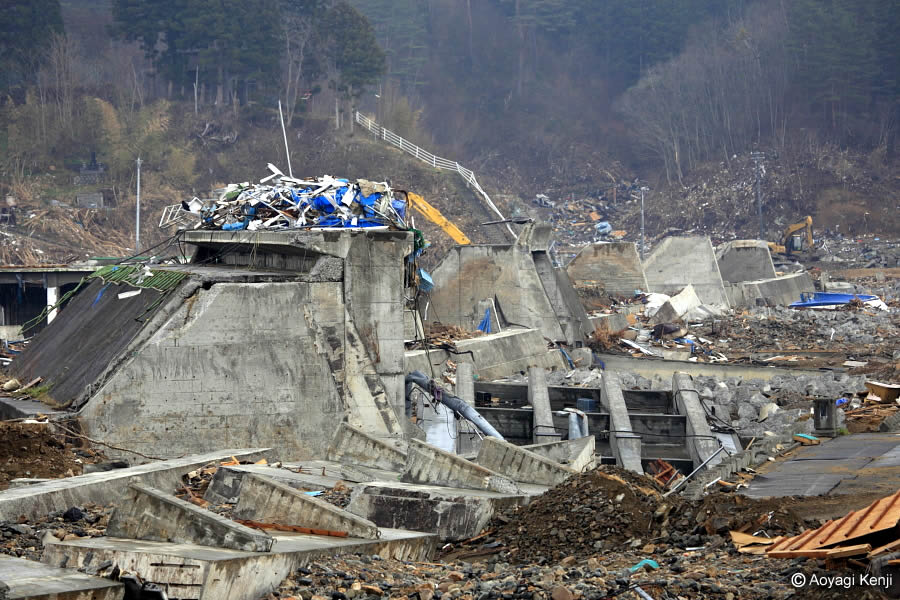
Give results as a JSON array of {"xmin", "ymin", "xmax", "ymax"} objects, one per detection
[
  {"xmin": 567, "ymin": 242, "xmax": 649, "ymax": 297},
  {"xmin": 643, "ymin": 236, "xmax": 729, "ymax": 307},
  {"xmin": 715, "ymin": 240, "xmax": 776, "ymax": 284}
]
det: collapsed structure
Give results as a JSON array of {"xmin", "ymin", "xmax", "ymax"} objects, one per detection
[{"xmin": 0, "ymin": 170, "xmax": 897, "ymax": 598}]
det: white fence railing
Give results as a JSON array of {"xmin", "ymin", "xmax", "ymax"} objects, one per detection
[{"xmin": 355, "ymin": 112, "xmax": 515, "ymax": 239}]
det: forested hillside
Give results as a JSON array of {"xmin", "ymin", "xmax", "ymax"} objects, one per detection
[{"xmin": 0, "ymin": 0, "xmax": 897, "ymax": 263}]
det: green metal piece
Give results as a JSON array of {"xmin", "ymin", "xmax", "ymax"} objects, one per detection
[{"xmin": 89, "ymin": 265, "xmax": 188, "ymax": 292}]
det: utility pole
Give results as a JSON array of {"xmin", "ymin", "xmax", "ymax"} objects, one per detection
[
  {"xmin": 631, "ymin": 186, "xmax": 649, "ymax": 260},
  {"xmin": 751, "ymin": 151, "xmax": 765, "ymax": 240},
  {"xmin": 135, "ymin": 157, "xmax": 142, "ymax": 254}
]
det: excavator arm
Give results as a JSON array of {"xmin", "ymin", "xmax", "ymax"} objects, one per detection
[
  {"xmin": 406, "ymin": 192, "xmax": 471, "ymax": 245},
  {"xmin": 769, "ymin": 216, "xmax": 813, "ymax": 255}
]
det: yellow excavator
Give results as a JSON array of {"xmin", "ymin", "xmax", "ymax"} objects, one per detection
[
  {"xmin": 403, "ymin": 191, "xmax": 471, "ymax": 245},
  {"xmin": 768, "ymin": 216, "xmax": 813, "ymax": 255}
]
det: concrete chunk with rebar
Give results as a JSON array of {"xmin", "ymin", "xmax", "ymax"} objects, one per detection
[
  {"xmin": 107, "ymin": 482, "xmax": 274, "ymax": 552},
  {"xmin": 401, "ymin": 439, "xmax": 520, "ymax": 494},
  {"xmin": 233, "ymin": 473, "xmax": 380, "ymax": 539},
  {"xmin": 602, "ymin": 372, "xmax": 644, "ymax": 474},
  {"xmin": 523, "ymin": 435, "xmax": 596, "ymax": 472},
  {"xmin": 476, "ymin": 437, "xmax": 575, "ymax": 486},
  {"xmin": 326, "ymin": 422, "xmax": 408, "ymax": 471}
]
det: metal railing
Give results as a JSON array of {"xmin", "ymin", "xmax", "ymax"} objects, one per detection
[{"xmin": 355, "ymin": 112, "xmax": 515, "ymax": 239}]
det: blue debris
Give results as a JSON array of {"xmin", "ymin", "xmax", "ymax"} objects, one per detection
[
  {"xmin": 417, "ymin": 268, "xmax": 434, "ymax": 293},
  {"xmin": 790, "ymin": 292, "xmax": 877, "ymax": 308},
  {"xmin": 477, "ymin": 308, "xmax": 493, "ymax": 333}
]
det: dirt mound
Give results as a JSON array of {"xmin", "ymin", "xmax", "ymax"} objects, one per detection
[
  {"xmin": 0, "ymin": 422, "xmax": 95, "ymax": 489},
  {"xmin": 492, "ymin": 466, "xmax": 690, "ymax": 563}
]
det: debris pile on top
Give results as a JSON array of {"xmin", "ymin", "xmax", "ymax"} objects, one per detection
[{"xmin": 160, "ymin": 164, "xmax": 408, "ymax": 232}]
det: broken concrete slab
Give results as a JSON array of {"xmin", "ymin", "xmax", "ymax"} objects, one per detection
[
  {"xmin": 649, "ymin": 283, "xmax": 703, "ymax": 325},
  {"xmin": 0, "ymin": 448, "xmax": 268, "ymax": 522},
  {"xmin": 523, "ymin": 436, "xmax": 596, "ymax": 472},
  {"xmin": 43, "ymin": 528, "xmax": 436, "ymax": 600},
  {"xmin": 401, "ymin": 439, "xmax": 520, "ymax": 493},
  {"xmin": 405, "ymin": 328, "xmax": 565, "ymax": 381},
  {"xmin": 602, "ymin": 372, "xmax": 643, "ymax": 474},
  {"xmin": 566, "ymin": 242, "xmax": 649, "ymax": 297},
  {"xmin": 725, "ymin": 271, "xmax": 815, "ymax": 307},
  {"xmin": 672, "ymin": 373, "xmax": 723, "ymax": 470},
  {"xmin": 0, "ymin": 554, "xmax": 123, "ymax": 600},
  {"xmin": 528, "ymin": 367, "xmax": 561, "ymax": 444},
  {"xmin": 204, "ymin": 462, "xmax": 352, "ymax": 505},
  {"xmin": 590, "ymin": 313, "xmax": 629, "ymax": 334},
  {"xmin": 234, "ymin": 474, "xmax": 379, "ymax": 539},
  {"xmin": 475, "ymin": 437, "xmax": 575, "ymax": 486},
  {"xmin": 715, "ymin": 240, "xmax": 777, "ymax": 284},
  {"xmin": 643, "ymin": 236, "xmax": 730, "ymax": 307},
  {"xmin": 346, "ymin": 481, "xmax": 533, "ymax": 541},
  {"xmin": 326, "ymin": 422, "xmax": 407, "ymax": 471},
  {"xmin": 107, "ymin": 482, "xmax": 274, "ymax": 552}
]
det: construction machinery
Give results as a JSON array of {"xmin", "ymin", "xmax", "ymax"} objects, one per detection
[
  {"xmin": 402, "ymin": 191, "xmax": 471, "ymax": 245},
  {"xmin": 768, "ymin": 216, "xmax": 813, "ymax": 254}
]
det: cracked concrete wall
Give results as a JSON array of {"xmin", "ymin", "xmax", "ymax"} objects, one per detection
[
  {"xmin": 78, "ymin": 282, "xmax": 347, "ymax": 460},
  {"xmin": 643, "ymin": 236, "xmax": 730, "ymax": 307},
  {"xmin": 566, "ymin": 242, "xmax": 649, "ymax": 297}
]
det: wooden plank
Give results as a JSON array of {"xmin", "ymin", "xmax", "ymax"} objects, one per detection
[
  {"xmin": 869, "ymin": 538, "xmax": 900, "ymax": 557},
  {"xmin": 826, "ymin": 544, "xmax": 872, "ymax": 558}
]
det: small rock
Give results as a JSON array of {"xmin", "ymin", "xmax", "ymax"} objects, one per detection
[
  {"xmin": 447, "ymin": 571, "xmax": 465, "ymax": 582},
  {"xmin": 559, "ymin": 556, "xmax": 576, "ymax": 567},
  {"xmin": 361, "ymin": 585, "xmax": 383, "ymax": 596},
  {"xmin": 63, "ymin": 507, "xmax": 85, "ymax": 522},
  {"xmin": 550, "ymin": 586, "xmax": 573, "ymax": 600}
]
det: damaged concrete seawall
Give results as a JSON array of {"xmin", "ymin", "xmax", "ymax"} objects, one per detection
[
  {"xmin": 78, "ymin": 281, "xmax": 348, "ymax": 460},
  {"xmin": 643, "ymin": 236, "xmax": 730, "ymax": 307},
  {"xmin": 427, "ymin": 243, "xmax": 590, "ymax": 344},
  {"xmin": 566, "ymin": 242, "xmax": 649, "ymax": 297}
]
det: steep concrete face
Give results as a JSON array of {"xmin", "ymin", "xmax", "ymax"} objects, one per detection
[
  {"xmin": 523, "ymin": 436, "xmax": 596, "ymax": 472},
  {"xmin": 79, "ymin": 282, "xmax": 348, "ymax": 460},
  {"xmin": 643, "ymin": 236, "xmax": 730, "ymax": 307},
  {"xmin": 601, "ymin": 372, "xmax": 644, "ymax": 474},
  {"xmin": 567, "ymin": 242, "xmax": 649, "ymax": 297},
  {"xmin": 401, "ymin": 439, "xmax": 520, "ymax": 493},
  {"xmin": 715, "ymin": 240, "xmax": 777, "ymax": 284},
  {"xmin": 326, "ymin": 423, "xmax": 408, "ymax": 471},
  {"xmin": 428, "ymin": 238, "xmax": 591, "ymax": 344},
  {"xmin": 672, "ymin": 373, "xmax": 723, "ymax": 469}
]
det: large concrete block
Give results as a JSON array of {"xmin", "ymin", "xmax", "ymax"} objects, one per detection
[
  {"xmin": 401, "ymin": 439, "xmax": 520, "ymax": 494},
  {"xmin": 347, "ymin": 482, "xmax": 527, "ymax": 541},
  {"xmin": 672, "ymin": 373, "xmax": 722, "ymax": 470},
  {"xmin": 476, "ymin": 437, "xmax": 575, "ymax": 486},
  {"xmin": 643, "ymin": 236, "xmax": 729, "ymax": 307},
  {"xmin": 567, "ymin": 242, "xmax": 649, "ymax": 297},
  {"xmin": 326, "ymin": 422, "xmax": 408, "ymax": 471},
  {"xmin": 107, "ymin": 483, "xmax": 274, "ymax": 552},
  {"xmin": 528, "ymin": 367, "xmax": 561, "ymax": 444},
  {"xmin": 726, "ymin": 272, "xmax": 814, "ymax": 307},
  {"xmin": 234, "ymin": 474, "xmax": 380, "ymax": 539},
  {"xmin": 715, "ymin": 240, "xmax": 777, "ymax": 284}
]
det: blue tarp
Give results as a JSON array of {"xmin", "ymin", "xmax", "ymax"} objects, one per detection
[
  {"xmin": 477, "ymin": 308, "xmax": 492, "ymax": 333},
  {"xmin": 790, "ymin": 292, "xmax": 877, "ymax": 308}
]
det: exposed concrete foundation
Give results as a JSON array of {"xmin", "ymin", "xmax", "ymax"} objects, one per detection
[
  {"xmin": 107, "ymin": 483, "xmax": 274, "ymax": 552},
  {"xmin": 715, "ymin": 240, "xmax": 777, "ymax": 283},
  {"xmin": 566, "ymin": 242, "xmax": 649, "ymax": 297},
  {"xmin": 233, "ymin": 474, "xmax": 380, "ymax": 539},
  {"xmin": 0, "ymin": 449, "xmax": 267, "ymax": 522},
  {"xmin": 643, "ymin": 236, "xmax": 730, "ymax": 307},
  {"xmin": 476, "ymin": 437, "xmax": 574, "ymax": 485},
  {"xmin": 402, "ymin": 439, "xmax": 520, "ymax": 493}
]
